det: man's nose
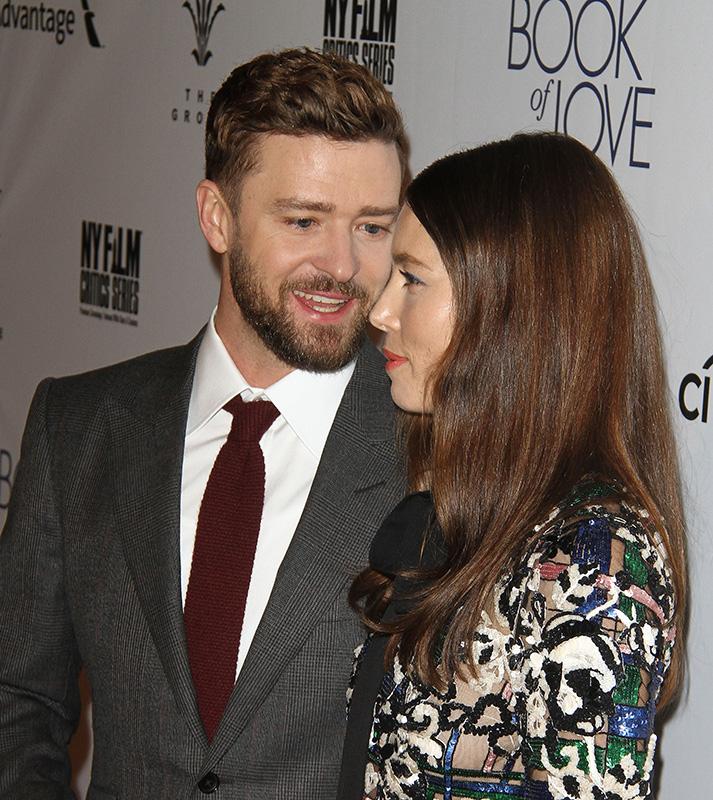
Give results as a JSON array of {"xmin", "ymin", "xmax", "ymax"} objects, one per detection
[{"xmin": 312, "ymin": 230, "xmax": 359, "ymax": 285}]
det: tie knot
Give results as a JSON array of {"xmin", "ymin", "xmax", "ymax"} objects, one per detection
[{"xmin": 223, "ymin": 395, "xmax": 279, "ymax": 442}]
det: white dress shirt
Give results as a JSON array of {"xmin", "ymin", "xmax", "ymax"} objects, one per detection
[{"xmin": 180, "ymin": 313, "xmax": 356, "ymax": 678}]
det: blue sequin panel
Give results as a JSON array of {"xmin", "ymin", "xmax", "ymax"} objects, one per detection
[
  {"xmin": 609, "ymin": 704, "xmax": 652, "ymax": 738},
  {"xmin": 523, "ymin": 777, "xmax": 555, "ymax": 799},
  {"xmin": 572, "ymin": 518, "xmax": 612, "ymax": 573},
  {"xmin": 427, "ymin": 774, "xmax": 527, "ymax": 797},
  {"xmin": 577, "ymin": 587, "xmax": 608, "ymax": 615},
  {"xmin": 380, "ymin": 670, "xmax": 396, "ymax": 695},
  {"xmin": 443, "ymin": 729, "xmax": 460, "ymax": 799}
]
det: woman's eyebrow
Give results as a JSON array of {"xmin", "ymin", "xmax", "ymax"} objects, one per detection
[{"xmin": 393, "ymin": 251, "xmax": 432, "ymax": 271}]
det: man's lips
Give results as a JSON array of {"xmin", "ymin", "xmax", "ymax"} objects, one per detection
[
  {"xmin": 382, "ymin": 347, "xmax": 408, "ymax": 371},
  {"xmin": 291, "ymin": 289, "xmax": 355, "ymax": 322}
]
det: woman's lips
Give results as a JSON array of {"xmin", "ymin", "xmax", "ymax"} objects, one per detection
[{"xmin": 382, "ymin": 347, "xmax": 408, "ymax": 371}]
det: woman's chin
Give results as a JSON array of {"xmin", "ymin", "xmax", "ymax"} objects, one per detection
[{"xmin": 390, "ymin": 386, "xmax": 428, "ymax": 415}]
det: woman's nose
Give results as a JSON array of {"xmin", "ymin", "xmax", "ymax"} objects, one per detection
[{"xmin": 369, "ymin": 278, "xmax": 400, "ymax": 332}]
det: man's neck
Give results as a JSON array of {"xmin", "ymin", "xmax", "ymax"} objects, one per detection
[{"xmin": 214, "ymin": 302, "xmax": 293, "ymax": 389}]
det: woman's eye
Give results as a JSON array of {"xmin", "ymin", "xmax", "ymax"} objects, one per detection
[{"xmin": 399, "ymin": 269, "xmax": 424, "ymax": 287}]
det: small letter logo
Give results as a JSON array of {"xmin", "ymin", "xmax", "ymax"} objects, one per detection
[{"xmin": 81, "ymin": 0, "xmax": 103, "ymax": 48}]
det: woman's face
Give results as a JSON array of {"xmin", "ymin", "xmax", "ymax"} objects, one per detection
[{"xmin": 369, "ymin": 205, "xmax": 453, "ymax": 414}]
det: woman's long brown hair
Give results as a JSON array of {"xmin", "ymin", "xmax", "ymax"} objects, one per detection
[{"xmin": 351, "ymin": 132, "xmax": 686, "ymax": 707}]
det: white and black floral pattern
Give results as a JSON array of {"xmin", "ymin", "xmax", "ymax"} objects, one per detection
[{"xmin": 355, "ymin": 478, "xmax": 676, "ymax": 800}]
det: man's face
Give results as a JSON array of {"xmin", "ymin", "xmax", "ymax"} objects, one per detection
[{"xmin": 226, "ymin": 133, "xmax": 402, "ymax": 371}]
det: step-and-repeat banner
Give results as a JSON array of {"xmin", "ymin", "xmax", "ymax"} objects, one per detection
[{"xmin": 1, "ymin": 1, "xmax": 711, "ymax": 794}]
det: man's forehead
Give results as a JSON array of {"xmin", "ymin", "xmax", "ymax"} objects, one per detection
[
  {"xmin": 241, "ymin": 135, "xmax": 402, "ymax": 209},
  {"xmin": 252, "ymin": 132, "xmax": 397, "ymax": 169}
]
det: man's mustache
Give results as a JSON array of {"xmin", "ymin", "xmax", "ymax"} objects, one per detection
[{"xmin": 282, "ymin": 275, "xmax": 371, "ymax": 302}]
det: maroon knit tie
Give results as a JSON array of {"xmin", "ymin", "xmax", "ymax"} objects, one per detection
[{"xmin": 184, "ymin": 394, "xmax": 279, "ymax": 742}]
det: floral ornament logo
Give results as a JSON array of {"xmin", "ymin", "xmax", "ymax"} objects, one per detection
[{"xmin": 182, "ymin": 0, "xmax": 225, "ymax": 66}]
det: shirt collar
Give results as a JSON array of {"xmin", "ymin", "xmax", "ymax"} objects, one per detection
[{"xmin": 187, "ymin": 311, "xmax": 356, "ymax": 458}]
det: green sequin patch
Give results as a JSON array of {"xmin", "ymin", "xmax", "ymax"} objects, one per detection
[
  {"xmin": 606, "ymin": 735, "xmax": 646, "ymax": 773},
  {"xmin": 565, "ymin": 479, "xmax": 615, "ymax": 507},
  {"xmin": 624, "ymin": 542, "xmax": 649, "ymax": 588},
  {"xmin": 529, "ymin": 738, "xmax": 590, "ymax": 772},
  {"xmin": 613, "ymin": 664, "xmax": 642, "ymax": 706},
  {"xmin": 426, "ymin": 790, "xmax": 517, "ymax": 800},
  {"xmin": 619, "ymin": 593, "xmax": 634, "ymax": 618}
]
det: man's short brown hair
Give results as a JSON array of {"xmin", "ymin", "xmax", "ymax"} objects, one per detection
[{"xmin": 205, "ymin": 48, "xmax": 409, "ymax": 208}]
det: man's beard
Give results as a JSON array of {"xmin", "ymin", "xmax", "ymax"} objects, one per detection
[{"xmin": 228, "ymin": 244, "xmax": 373, "ymax": 372}]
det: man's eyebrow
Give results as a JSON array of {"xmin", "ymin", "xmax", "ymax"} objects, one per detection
[
  {"xmin": 270, "ymin": 198, "xmax": 400, "ymax": 218},
  {"xmin": 358, "ymin": 205, "xmax": 400, "ymax": 218},
  {"xmin": 271, "ymin": 198, "xmax": 336, "ymax": 214},
  {"xmin": 393, "ymin": 251, "xmax": 431, "ymax": 270}
]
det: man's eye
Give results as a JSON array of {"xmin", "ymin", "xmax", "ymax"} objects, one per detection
[
  {"xmin": 363, "ymin": 223, "xmax": 387, "ymax": 236},
  {"xmin": 290, "ymin": 218, "xmax": 314, "ymax": 230},
  {"xmin": 399, "ymin": 269, "xmax": 424, "ymax": 287}
]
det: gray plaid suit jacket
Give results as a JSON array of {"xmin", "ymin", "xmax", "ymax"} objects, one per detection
[{"xmin": 0, "ymin": 331, "xmax": 405, "ymax": 799}]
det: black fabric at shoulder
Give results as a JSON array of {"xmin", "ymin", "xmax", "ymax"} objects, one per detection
[
  {"xmin": 339, "ymin": 492, "xmax": 440, "ymax": 800},
  {"xmin": 368, "ymin": 491, "xmax": 440, "ymax": 576}
]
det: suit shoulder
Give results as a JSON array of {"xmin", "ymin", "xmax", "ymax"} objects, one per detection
[
  {"xmin": 354, "ymin": 339, "xmax": 390, "ymax": 393},
  {"xmin": 46, "ymin": 338, "xmax": 198, "ymax": 402},
  {"xmin": 34, "ymin": 334, "xmax": 202, "ymax": 433},
  {"xmin": 349, "ymin": 339, "xmax": 396, "ymax": 434}
]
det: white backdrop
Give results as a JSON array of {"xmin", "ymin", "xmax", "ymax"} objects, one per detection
[{"xmin": 1, "ymin": 1, "xmax": 711, "ymax": 796}]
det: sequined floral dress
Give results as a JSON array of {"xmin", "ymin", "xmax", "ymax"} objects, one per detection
[{"xmin": 350, "ymin": 479, "xmax": 676, "ymax": 800}]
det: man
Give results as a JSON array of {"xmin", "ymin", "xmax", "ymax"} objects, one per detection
[{"xmin": 0, "ymin": 49, "xmax": 408, "ymax": 798}]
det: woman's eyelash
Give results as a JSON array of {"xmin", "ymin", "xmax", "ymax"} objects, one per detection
[{"xmin": 399, "ymin": 269, "xmax": 424, "ymax": 286}]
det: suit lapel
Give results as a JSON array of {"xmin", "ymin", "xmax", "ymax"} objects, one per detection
[
  {"xmin": 107, "ymin": 332, "xmax": 207, "ymax": 745},
  {"xmin": 207, "ymin": 341, "xmax": 402, "ymax": 760}
]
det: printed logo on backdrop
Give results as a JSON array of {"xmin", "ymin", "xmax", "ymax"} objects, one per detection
[
  {"xmin": 183, "ymin": 0, "xmax": 224, "ymax": 65},
  {"xmin": 80, "ymin": 220, "xmax": 142, "ymax": 326},
  {"xmin": 679, "ymin": 354, "xmax": 713, "ymax": 424},
  {"xmin": 80, "ymin": 0, "xmax": 101, "ymax": 46},
  {"xmin": 322, "ymin": 0, "xmax": 398, "ymax": 87},
  {"xmin": 172, "ymin": 86, "xmax": 215, "ymax": 125},
  {"xmin": 0, "ymin": 0, "xmax": 102, "ymax": 46},
  {"xmin": 508, "ymin": 0, "xmax": 655, "ymax": 168},
  {"xmin": 171, "ymin": 1, "xmax": 226, "ymax": 125},
  {"xmin": 0, "ymin": 449, "xmax": 13, "ymax": 511}
]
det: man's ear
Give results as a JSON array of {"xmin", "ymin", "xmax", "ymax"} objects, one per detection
[{"xmin": 196, "ymin": 179, "xmax": 233, "ymax": 254}]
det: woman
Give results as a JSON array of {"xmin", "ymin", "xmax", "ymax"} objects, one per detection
[{"xmin": 339, "ymin": 132, "xmax": 686, "ymax": 800}]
